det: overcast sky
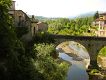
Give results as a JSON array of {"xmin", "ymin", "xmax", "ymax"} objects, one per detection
[{"xmin": 14, "ymin": 0, "xmax": 106, "ymax": 17}]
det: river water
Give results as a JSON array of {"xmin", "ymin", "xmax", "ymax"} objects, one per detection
[
  {"xmin": 57, "ymin": 41, "xmax": 90, "ymax": 80},
  {"xmin": 59, "ymin": 53, "xmax": 89, "ymax": 80}
]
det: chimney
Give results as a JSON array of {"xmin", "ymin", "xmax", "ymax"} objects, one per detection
[{"xmin": 10, "ymin": 1, "xmax": 15, "ymax": 10}]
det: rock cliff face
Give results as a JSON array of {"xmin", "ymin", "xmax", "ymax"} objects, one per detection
[{"xmin": 97, "ymin": 56, "xmax": 106, "ymax": 69}]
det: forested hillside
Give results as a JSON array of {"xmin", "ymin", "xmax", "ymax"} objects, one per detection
[{"xmin": 47, "ymin": 17, "xmax": 97, "ymax": 36}]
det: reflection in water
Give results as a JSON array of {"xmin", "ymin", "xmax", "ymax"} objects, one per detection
[
  {"xmin": 59, "ymin": 52, "xmax": 89, "ymax": 80},
  {"xmin": 67, "ymin": 61, "xmax": 89, "ymax": 80},
  {"xmin": 57, "ymin": 41, "xmax": 90, "ymax": 80},
  {"xmin": 59, "ymin": 53, "xmax": 73, "ymax": 62}
]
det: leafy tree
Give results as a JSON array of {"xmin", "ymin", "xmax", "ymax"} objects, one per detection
[
  {"xmin": 94, "ymin": 11, "xmax": 99, "ymax": 20},
  {"xmin": 0, "ymin": 0, "xmax": 43, "ymax": 80},
  {"xmin": 99, "ymin": 46, "xmax": 106, "ymax": 56},
  {"xmin": 47, "ymin": 16, "xmax": 95, "ymax": 36},
  {"xmin": 34, "ymin": 43, "xmax": 69, "ymax": 80},
  {"xmin": 15, "ymin": 27, "xmax": 28, "ymax": 38},
  {"xmin": 33, "ymin": 32, "xmax": 55, "ymax": 43},
  {"xmin": 0, "ymin": 0, "xmax": 24, "ymax": 79}
]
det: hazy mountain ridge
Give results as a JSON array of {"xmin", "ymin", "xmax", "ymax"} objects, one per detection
[
  {"xmin": 28, "ymin": 12, "xmax": 98, "ymax": 21},
  {"xmin": 76, "ymin": 12, "xmax": 95, "ymax": 18},
  {"xmin": 77, "ymin": 11, "xmax": 106, "ymax": 18}
]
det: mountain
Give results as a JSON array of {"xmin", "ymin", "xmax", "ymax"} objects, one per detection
[
  {"xmin": 28, "ymin": 12, "xmax": 98, "ymax": 21},
  {"xmin": 28, "ymin": 15, "xmax": 49, "ymax": 21},
  {"xmin": 77, "ymin": 12, "xmax": 96, "ymax": 18},
  {"xmin": 34, "ymin": 16, "xmax": 49, "ymax": 21}
]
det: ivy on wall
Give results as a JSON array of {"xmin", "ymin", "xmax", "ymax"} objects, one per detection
[{"xmin": 15, "ymin": 27, "xmax": 28, "ymax": 38}]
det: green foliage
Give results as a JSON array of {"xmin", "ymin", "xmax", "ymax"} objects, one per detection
[
  {"xmin": 34, "ymin": 43, "xmax": 69, "ymax": 80},
  {"xmin": 89, "ymin": 69, "xmax": 100, "ymax": 75},
  {"xmin": 0, "ymin": 0, "xmax": 16, "ymax": 59},
  {"xmin": 0, "ymin": 1, "xmax": 69, "ymax": 80},
  {"xmin": 99, "ymin": 46, "xmax": 106, "ymax": 56},
  {"xmin": 15, "ymin": 27, "xmax": 28, "ymax": 38},
  {"xmin": 47, "ymin": 17, "xmax": 96, "ymax": 36},
  {"xmin": 33, "ymin": 32, "xmax": 55, "ymax": 43},
  {"xmin": 0, "ymin": 0, "xmax": 44, "ymax": 80},
  {"xmin": 0, "ymin": 0, "xmax": 24, "ymax": 79},
  {"xmin": 94, "ymin": 11, "xmax": 99, "ymax": 20}
]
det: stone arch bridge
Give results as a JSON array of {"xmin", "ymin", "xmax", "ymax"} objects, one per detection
[{"xmin": 50, "ymin": 34, "xmax": 106, "ymax": 68}]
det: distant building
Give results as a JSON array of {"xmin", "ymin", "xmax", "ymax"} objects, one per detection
[
  {"xmin": 93, "ymin": 12, "xmax": 106, "ymax": 37},
  {"xmin": 31, "ymin": 15, "xmax": 39, "ymax": 36},
  {"xmin": 37, "ymin": 22, "xmax": 48, "ymax": 32},
  {"xmin": 8, "ymin": 1, "xmax": 48, "ymax": 39},
  {"xmin": 31, "ymin": 16, "xmax": 48, "ymax": 36}
]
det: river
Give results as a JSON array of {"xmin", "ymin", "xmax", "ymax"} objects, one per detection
[
  {"xmin": 56, "ymin": 41, "xmax": 90, "ymax": 80},
  {"xmin": 59, "ymin": 52, "xmax": 89, "ymax": 80}
]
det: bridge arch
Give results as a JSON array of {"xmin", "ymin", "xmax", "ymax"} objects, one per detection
[
  {"xmin": 56, "ymin": 41, "xmax": 90, "ymax": 69},
  {"xmin": 97, "ymin": 46, "xmax": 106, "ymax": 69},
  {"xmin": 51, "ymin": 34, "xmax": 106, "ymax": 68}
]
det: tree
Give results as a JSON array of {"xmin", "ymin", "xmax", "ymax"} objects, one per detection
[
  {"xmin": 47, "ymin": 16, "xmax": 95, "ymax": 36},
  {"xmin": 94, "ymin": 11, "xmax": 99, "ymax": 20},
  {"xmin": 99, "ymin": 46, "xmax": 106, "ymax": 56},
  {"xmin": 0, "ymin": 0, "xmax": 24, "ymax": 79},
  {"xmin": 34, "ymin": 43, "xmax": 69, "ymax": 80},
  {"xmin": 0, "ymin": 1, "xmax": 43, "ymax": 80}
]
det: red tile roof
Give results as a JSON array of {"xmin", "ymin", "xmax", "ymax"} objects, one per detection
[{"xmin": 100, "ymin": 12, "xmax": 106, "ymax": 15}]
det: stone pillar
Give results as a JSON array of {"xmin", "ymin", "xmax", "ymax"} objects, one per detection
[{"xmin": 87, "ymin": 42, "xmax": 99, "ymax": 69}]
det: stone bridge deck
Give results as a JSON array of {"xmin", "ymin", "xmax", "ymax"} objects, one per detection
[{"xmin": 50, "ymin": 34, "xmax": 106, "ymax": 41}]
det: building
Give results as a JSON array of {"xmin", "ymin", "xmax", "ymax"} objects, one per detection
[
  {"xmin": 9, "ymin": 1, "xmax": 31, "ymax": 30},
  {"xmin": 93, "ymin": 12, "xmax": 106, "ymax": 37},
  {"xmin": 37, "ymin": 22, "xmax": 48, "ymax": 32},
  {"xmin": 9, "ymin": 1, "xmax": 48, "ymax": 39},
  {"xmin": 31, "ymin": 16, "xmax": 48, "ymax": 36},
  {"xmin": 31, "ymin": 15, "xmax": 39, "ymax": 36}
]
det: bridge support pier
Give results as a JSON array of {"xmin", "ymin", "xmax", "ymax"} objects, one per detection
[{"xmin": 89, "ymin": 60, "xmax": 99, "ymax": 69}]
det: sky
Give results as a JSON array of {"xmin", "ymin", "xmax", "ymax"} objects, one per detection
[{"xmin": 14, "ymin": 0, "xmax": 106, "ymax": 18}]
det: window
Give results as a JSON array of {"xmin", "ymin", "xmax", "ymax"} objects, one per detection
[
  {"xmin": 34, "ymin": 27, "xmax": 36, "ymax": 35},
  {"xmin": 100, "ymin": 15, "xmax": 103, "ymax": 20},
  {"xmin": 104, "ymin": 20, "xmax": 106, "ymax": 24},
  {"xmin": 100, "ymin": 31, "xmax": 104, "ymax": 35},
  {"xmin": 100, "ymin": 26, "xmax": 103, "ymax": 29},
  {"xmin": 18, "ymin": 16, "xmax": 22, "ymax": 26},
  {"xmin": 19, "ymin": 16, "xmax": 22, "ymax": 22}
]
